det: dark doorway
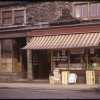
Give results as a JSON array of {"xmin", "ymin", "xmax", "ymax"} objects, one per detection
[
  {"xmin": 13, "ymin": 38, "xmax": 27, "ymax": 78},
  {"xmin": 32, "ymin": 50, "xmax": 51, "ymax": 79}
]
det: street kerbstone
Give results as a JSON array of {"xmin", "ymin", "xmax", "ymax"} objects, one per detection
[{"xmin": 0, "ymin": 83, "xmax": 98, "ymax": 91}]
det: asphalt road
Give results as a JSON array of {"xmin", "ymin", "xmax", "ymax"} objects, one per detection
[{"xmin": 0, "ymin": 88, "xmax": 100, "ymax": 99}]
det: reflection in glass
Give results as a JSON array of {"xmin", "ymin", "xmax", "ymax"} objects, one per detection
[
  {"xmin": 90, "ymin": 3, "xmax": 96, "ymax": 16},
  {"xmin": 97, "ymin": 3, "xmax": 100, "ymax": 16},
  {"xmin": 75, "ymin": 5, "xmax": 81, "ymax": 17},
  {"xmin": 82, "ymin": 4, "xmax": 87, "ymax": 17}
]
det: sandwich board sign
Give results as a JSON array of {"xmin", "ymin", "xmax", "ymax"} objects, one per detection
[
  {"xmin": 53, "ymin": 69, "xmax": 60, "ymax": 80},
  {"xmin": 68, "ymin": 73, "xmax": 77, "ymax": 84}
]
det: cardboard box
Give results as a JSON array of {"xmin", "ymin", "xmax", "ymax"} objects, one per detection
[
  {"xmin": 49, "ymin": 76, "xmax": 54, "ymax": 84},
  {"xmin": 86, "ymin": 71, "xmax": 95, "ymax": 85},
  {"xmin": 61, "ymin": 71, "xmax": 69, "ymax": 84}
]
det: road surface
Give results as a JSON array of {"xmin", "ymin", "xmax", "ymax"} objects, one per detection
[{"xmin": 0, "ymin": 88, "xmax": 100, "ymax": 99}]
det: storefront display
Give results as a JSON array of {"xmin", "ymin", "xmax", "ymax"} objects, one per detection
[
  {"xmin": 51, "ymin": 48, "xmax": 100, "ymax": 84},
  {"xmin": 52, "ymin": 50, "xmax": 68, "ymax": 68}
]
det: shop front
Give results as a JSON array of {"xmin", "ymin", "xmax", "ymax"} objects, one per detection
[
  {"xmin": 23, "ymin": 32, "xmax": 100, "ymax": 84},
  {"xmin": 0, "ymin": 37, "xmax": 27, "ymax": 81}
]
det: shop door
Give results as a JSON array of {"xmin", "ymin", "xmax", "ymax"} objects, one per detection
[
  {"xmin": 32, "ymin": 50, "xmax": 51, "ymax": 79},
  {"xmin": 32, "ymin": 51, "xmax": 39, "ymax": 79}
]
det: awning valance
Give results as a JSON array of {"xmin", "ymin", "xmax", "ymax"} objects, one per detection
[{"xmin": 22, "ymin": 33, "xmax": 100, "ymax": 50}]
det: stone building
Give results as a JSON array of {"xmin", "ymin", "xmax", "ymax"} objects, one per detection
[{"xmin": 0, "ymin": 1, "xmax": 100, "ymax": 85}]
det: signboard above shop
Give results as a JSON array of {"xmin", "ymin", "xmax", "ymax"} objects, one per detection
[{"xmin": 70, "ymin": 49, "xmax": 84, "ymax": 54}]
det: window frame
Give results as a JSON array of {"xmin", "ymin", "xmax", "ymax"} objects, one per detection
[
  {"xmin": 2, "ymin": 9, "xmax": 26, "ymax": 25},
  {"xmin": 74, "ymin": 2, "xmax": 100, "ymax": 19},
  {"xmin": 14, "ymin": 10, "xmax": 24, "ymax": 24},
  {"xmin": 81, "ymin": 4, "xmax": 88, "ymax": 18},
  {"xmin": 2, "ymin": 11, "xmax": 13, "ymax": 25},
  {"xmin": 89, "ymin": 3, "xmax": 97, "ymax": 17}
]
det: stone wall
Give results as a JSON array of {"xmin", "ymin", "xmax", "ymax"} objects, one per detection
[
  {"xmin": 0, "ymin": 1, "xmax": 72, "ymax": 25},
  {"xmin": 26, "ymin": 1, "xmax": 72, "ymax": 24}
]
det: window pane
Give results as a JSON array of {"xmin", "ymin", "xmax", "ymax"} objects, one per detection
[
  {"xmin": 97, "ymin": 3, "xmax": 100, "ymax": 16},
  {"xmin": 3, "ymin": 18, "xmax": 12, "ymax": 24},
  {"xmin": 1, "ymin": 39, "xmax": 12, "ymax": 58},
  {"xmin": 15, "ymin": 17, "xmax": 24, "ymax": 24},
  {"xmin": 70, "ymin": 49, "xmax": 85, "ymax": 70},
  {"xmin": 53, "ymin": 50, "xmax": 68, "ymax": 68},
  {"xmin": 90, "ymin": 3, "xmax": 97, "ymax": 16},
  {"xmin": 82, "ymin": 4, "xmax": 87, "ymax": 17},
  {"xmin": 1, "ymin": 39, "xmax": 12, "ymax": 72},
  {"xmin": 2, "ymin": 11, "xmax": 12, "ymax": 18},
  {"xmin": 75, "ymin": 5, "xmax": 81, "ymax": 17},
  {"xmin": 15, "ymin": 10, "xmax": 24, "ymax": 17}
]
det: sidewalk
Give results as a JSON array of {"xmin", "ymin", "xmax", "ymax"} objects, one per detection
[{"xmin": 0, "ymin": 82, "xmax": 99, "ymax": 91}]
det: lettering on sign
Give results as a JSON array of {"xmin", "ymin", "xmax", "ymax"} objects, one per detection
[
  {"xmin": 90, "ymin": 48, "xmax": 94, "ymax": 54},
  {"xmin": 33, "ymin": 53, "xmax": 38, "ymax": 65},
  {"xmin": 54, "ymin": 74, "xmax": 60, "ymax": 80},
  {"xmin": 71, "ymin": 49, "xmax": 84, "ymax": 54},
  {"xmin": 53, "ymin": 69, "xmax": 59, "ymax": 75}
]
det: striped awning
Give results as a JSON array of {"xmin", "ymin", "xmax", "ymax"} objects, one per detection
[{"xmin": 22, "ymin": 33, "xmax": 100, "ymax": 50}]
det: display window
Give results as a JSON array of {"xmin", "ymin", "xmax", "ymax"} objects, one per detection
[
  {"xmin": 52, "ymin": 50, "xmax": 68, "ymax": 68},
  {"xmin": 70, "ymin": 49, "xmax": 85, "ymax": 70},
  {"xmin": 88, "ymin": 48, "xmax": 100, "ymax": 70},
  {"xmin": 52, "ymin": 48, "xmax": 100, "ymax": 70}
]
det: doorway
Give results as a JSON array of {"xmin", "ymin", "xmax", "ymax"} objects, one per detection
[{"xmin": 32, "ymin": 50, "xmax": 51, "ymax": 79}]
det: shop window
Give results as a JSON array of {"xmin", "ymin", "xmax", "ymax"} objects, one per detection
[
  {"xmin": 1, "ymin": 39, "xmax": 13, "ymax": 72},
  {"xmin": 52, "ymin": 50, "xmax": 68, "ymax": 68},
  {"xmin": 70, "ymin": 49, "xmax": 85, "ymax": 70},
  {"xmin": 2, "ymin": 11, "xmax": 12, "ymax": 24},
  {"xmin": 88, "ymin": 48, "xmax": 100, "ymax": 70},
  {"xmin": 1, "ymin": 39, "xmax": 12, "ymax": 58}
]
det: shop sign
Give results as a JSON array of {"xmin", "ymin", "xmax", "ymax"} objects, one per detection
[
  {"xmin": 90, "ymin": 48, "xmax": 94, "ymax": 54},
  {"xmin": 33, "ymin": 53, "xmax": 38, "ymax": 65},
  {"xmin": 68, "ymin": 73, "xmax": 77, "ymax": 83},
  {"xmin": 53, "ymin": 50, "xmax": 68, "ymax": 61},
  {"xmin": 53, "ymin": 69, "xmax": 60, "ymax": 80},
  {"xmin": 61, "ymin": 56, "xmax": 68, "ymax": 61},
  {"xmin": 53, "ymin": 69, "xmax": 59, "ymax": 75},
  {"xmin": 54, "ymin": 74, "xmax": 60, "ymax": 80},
  {"xmin": 71, "ymin": 49, "xmax": 84, "ymax": 54},
  {"xmin": 62, "ymin": 50, "xmax": 66, "ymax": 56},
  {"xmin": 53, "ymin": 51, "xmax": 61, "ymax": 61}
]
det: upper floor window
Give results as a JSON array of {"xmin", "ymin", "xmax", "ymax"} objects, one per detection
[
  {"xmin": 74, "ymin": 2, "xmax": 100, "ymax": 19},
  {"xmin": 15, "ymin": 10, "xmax": 24, "ymax": 24},
  {"xmin": 90, "ymin": 3, "xmax": 97, "ymax": 17},
  {"xmin": 75, "ymin": 4, "xmax": 88, "ymax": 18},
  {"xmin": 2, "ymin": 11, "xmax": 12, "ymax": 24},
  {"xmin": 2, "ymin": 9, "xmax": 26, "ymax": 25}
]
